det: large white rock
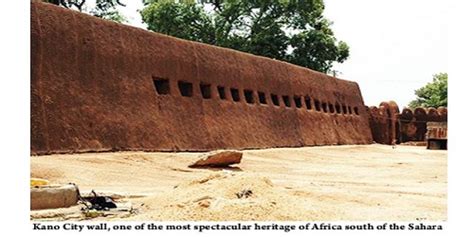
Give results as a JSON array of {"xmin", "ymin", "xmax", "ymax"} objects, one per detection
[{"xmin": 31, "ymin": 184, "xmax": 79, "ymax": 210}]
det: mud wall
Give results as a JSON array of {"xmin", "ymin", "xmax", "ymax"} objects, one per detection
[
  {"xmin": 368, "ymin": 101, "xmax": 447, "ymax": 144},
  {"xmin": 367, "ymin": 101, "xmax": 399, "ymax": 145},
  {"xmin": 399, "ymin": 107, "xmax": 447, "ymax": 143},
  {"xmin": 31, "ymin": 2, "xmax": 373, "ymax": 155}
]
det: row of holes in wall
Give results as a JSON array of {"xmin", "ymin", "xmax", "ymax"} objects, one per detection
[{"xmin": 153, "ymin": 77, "xmax": 360, "ymax": 115}]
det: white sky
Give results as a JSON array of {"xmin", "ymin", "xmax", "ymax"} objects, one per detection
[
  {"xmin": 324, "ymin": 0, "xmax": 448, "ymax": 108},
  {"xmin": 116, "ymin": 0, "xmax": 448, "ymax": 108}
]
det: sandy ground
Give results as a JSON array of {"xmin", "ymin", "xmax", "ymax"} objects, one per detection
[{"xmin": 30, "ymin": 144, "xmax": 447, "ymax": 221}]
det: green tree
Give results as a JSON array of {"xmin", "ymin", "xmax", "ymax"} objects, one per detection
[
  {"xmin": 408, "ymin": 73, "xmax": 448, "ymax": 108},
  {"xmin": 141, "ymin": 0, "xmax": 349, "ymax": 73},
  {"xmin": 44, "ymin": 0, "xmax": 127, "ymax": 23}
]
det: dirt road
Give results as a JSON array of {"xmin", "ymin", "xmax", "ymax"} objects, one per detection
[{"xmin": 30, "ymin": 144, "xmax": 446, "ymax": 221}]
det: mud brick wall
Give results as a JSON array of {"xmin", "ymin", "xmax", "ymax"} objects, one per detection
[
  {"xmin": 31, "ymin": 2, "xmax": 373, "ymax": 155},
  {"xmin": 367, "ymin": 101, "xmax": 399, "ymax": 145},
  {"xmin": 398, "ymin": 107, "xmax": 447, "ymax": 143},
  {"xmin": 368, "ymin": 101, "xmax": 447, "ymax": 144}
]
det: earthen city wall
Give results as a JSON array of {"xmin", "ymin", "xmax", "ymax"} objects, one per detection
[
  {"xmin": 31, "ymin": 2, "xmax": 373, "ymax": 155},
  {"xmin": 367, "ymin": 101, "xmax": 447, "ymax": 145}
]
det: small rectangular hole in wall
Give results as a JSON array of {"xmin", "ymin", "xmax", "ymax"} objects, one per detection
[
  {"xmin": 329, "ymin": 103, "xmax": 335, "ymax": 113},
  {"xmin": 342, "ymin": 105, "xmax": 347, "ymax": 114},
  {"xmin": 152, "ymin": 77, "xmax": 170, "ymax": 95},
  {"xmin": 335, "ymin": 104, "xmax": 341, "ymax": 114},
  {"xmin": 178, "ymin": 81, "xmax": 193, "ymax": 97},
  {"xmin": 231, "ymin": 88, "xmax": 240, "ymax": 102},
  {"xmin": 322, "ymin": 102, "xmax": 328, "ymax": 112},
  {"xmin": 305, "ymin": 96, "xmax": 312, "ymax": 110},
  {"xmin": 258, "ymin": 91, "xmax": 267, "ymax": 104},
  {"xmin": 354, "ymin": 107, "xmax": 359, "ymax": 115},
  {"xmin": 217, "ymin": 86, "xmax": 226, "ymax": 100},
  {"xmin": 294, "ymin": 96, "xmax": 302, "ymax": 108},
  {"xmin": 271, "ymin": 94, "xmax": 280, "ymax": 106},
  {"xmin": 314, "ymin": 100, "xmax": 321, "ymax": 111},
  {"xmin": 282, "ymin": 95, "xmax": 291, "ymax": 107},
  {"xmin": 348, "ymin": 106, "xmax": 353, "ymax": 114},
  {"xmin": 244, "ymin": 90, "xmax": 255, "ymax": 104},
  {"xmin": 200, "ymin": 83, "xmax": 212, "ymax": 99}
]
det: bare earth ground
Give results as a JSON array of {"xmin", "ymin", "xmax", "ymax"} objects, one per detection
[{"xmin": 30, "ymin": 144, "xmax": 447, "ymax": 221}]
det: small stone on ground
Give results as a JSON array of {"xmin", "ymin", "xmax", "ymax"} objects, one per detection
[{"xmin": 189, "ymin": 150, "xmax": 242, "ymax": 168}]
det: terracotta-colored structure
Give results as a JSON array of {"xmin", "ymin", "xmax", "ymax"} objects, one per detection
[
  {"xmin": 426, "ymin": 122, "xmax": 447, "ymax": 150},
  {"xmin": 368, "ymin": 101, "xmax": 447, "ymax": 145},
  {"xmin": 31, "ymin": 2, "xmax": 373, "ymax": 155},
  {"xmin": 367, "ymin": 101, "xmax": 400, "ymax": 145}
]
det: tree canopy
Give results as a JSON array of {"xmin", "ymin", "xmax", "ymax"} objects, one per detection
[
  {"xmin": 408, "ymin": 73, "xmax": 448, "ymax": 108},
  {"xmin": 44, "ymin": 0, "xmax": 127, "ymax": 23},
  {"xmin": 141, "ymin": 0, "xmax": 349, "ymax": 73}
]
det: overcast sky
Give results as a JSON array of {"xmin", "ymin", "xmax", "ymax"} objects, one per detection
[{"xmin": 116, "ymin": 0, "xmax": 448, "ymax": 108}]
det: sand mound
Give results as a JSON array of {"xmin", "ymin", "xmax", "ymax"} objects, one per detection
[
  {"xmin": 130, "ymin": 171, "xmax": 322, "ymax": 221},
  {"xmin": 30, "ymin": 164, "xmax": 64, "ymax": 181},
  {"xmin": 31, "ymin": 146, "xmax": 447, "ymax": 221}
]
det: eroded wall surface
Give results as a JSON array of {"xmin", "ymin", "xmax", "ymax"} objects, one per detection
[
  {"xmin": 31, "ymin": 2, "xmax": 373, "ymax": 155},
  {"xmin": 368, "ymin": 101, "xmax": 447, "ymax": 144}
]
